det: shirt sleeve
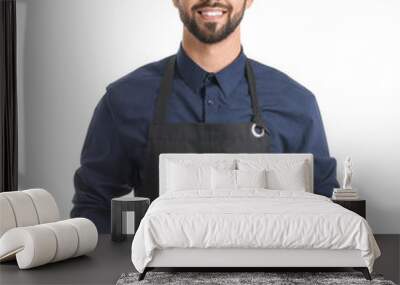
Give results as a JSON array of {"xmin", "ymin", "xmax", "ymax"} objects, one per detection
[
  {"xmin": 70, "ymin": 92, "xmax": 137, "ymax": 233},
  {"xmin": 297, "ymin": 96, "xmax": 340, "ymax": 197}
]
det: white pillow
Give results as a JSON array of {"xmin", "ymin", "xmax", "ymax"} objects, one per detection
[
  {"xmin": 211, "ymin": 168, "xmax": 237, "ymax": 191},
  {"xmin": 236, "ymin": 169, "xmax": 268, "ymax": 189},
  {"xmin": 166, "ymin": 158, "xmax": 236, "ymax": 170},
  {"xmin": 211, "ymin": 168, "xmax": 268, "ymax": 191},
  {"xmin": 237, "ymin": 159, "xmax": 308, "ymax": 192},
  {"xmin": 166, "ymin": 161, "xmax": 212, "ymax": 192},
  {"xmin": 265, "ymin": 162, "xmax": 307, "ymax": 191}
]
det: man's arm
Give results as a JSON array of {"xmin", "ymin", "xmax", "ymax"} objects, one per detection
[
  {"xmin": 297, "ymin": 95, "xmax": 340, "ymax": 197},
  {"xmin": 71, "ymin": 92, "xmax": 137, "ymax": 233}
]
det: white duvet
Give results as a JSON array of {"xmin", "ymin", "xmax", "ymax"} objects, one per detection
[{"xmin": 131, "ymin": 190, "xmax": 381, "ymax": 273}]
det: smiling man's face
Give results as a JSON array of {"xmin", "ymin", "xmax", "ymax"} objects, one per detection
[{"xmin": 173, "ymin": 0, "xmax": 252, "ymax": 44}]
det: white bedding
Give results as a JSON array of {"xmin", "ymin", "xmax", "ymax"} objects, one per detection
[{"xmin": 131, "ymin": 190, "xmax": 380, "ymax": 273}]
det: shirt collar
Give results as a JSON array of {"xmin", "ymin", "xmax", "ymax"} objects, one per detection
[{"xmin": 176, "ymin": 43, "xmax": 247, "ymax": 97}]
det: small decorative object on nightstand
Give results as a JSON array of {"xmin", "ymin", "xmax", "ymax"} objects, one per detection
[
  {"xmin": 342, "ymin": 156, "xmax": 353, "ymax": 190},
  {"xmin": 332, "ymin": 156, "xmax": 366, "ymax": 218},
  {"xmin": 111, "ymin": 193, "xmax": 150, "ymax": 242},
  {"xmin": 332, "ymin": 199, "xmax": 366, "ymax": 219},
  {"xmin": 332, "ymin": 156, "xmax": 360, "ymax": 200}
]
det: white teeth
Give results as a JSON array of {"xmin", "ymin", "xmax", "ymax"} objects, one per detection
[{"xmin": 202, "ymin": 11, "xmax": 223, "ymax": 17}]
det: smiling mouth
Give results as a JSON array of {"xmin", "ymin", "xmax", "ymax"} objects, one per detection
[{"xmin": 196, "ymin": 7, "xmax": 228, "ymax": 20}]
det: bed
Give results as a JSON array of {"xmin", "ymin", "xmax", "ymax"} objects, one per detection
[{"xmin": 131, "ymin": 153, "xmax": 381, "ymax": 281}]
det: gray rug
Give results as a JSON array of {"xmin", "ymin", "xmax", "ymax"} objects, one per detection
[{"xmin": 116, "ymin": 271, "xmax": 396, "ymax": 285}]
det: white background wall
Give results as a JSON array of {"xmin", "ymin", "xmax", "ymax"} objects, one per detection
[{"xmin": 16, "ymin": 0, "xmax": 400, "ymax": 233}]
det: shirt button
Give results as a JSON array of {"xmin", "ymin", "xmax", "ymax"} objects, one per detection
[
  {"xmin": 205, "ymin": 73, "xmax": 214, "ymax": 81},
  {"xmin": 207, "ymin": 99, "xmax": 214, "ymax": 105}
]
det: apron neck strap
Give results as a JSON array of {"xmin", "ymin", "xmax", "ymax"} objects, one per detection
[
  {"xmin": 152, "ymin": 55, "xmax": 176, "ymax": 125},
  {"xmin": 245, "ymin": 59, "xmax": 265, "ymax": 128},
  {"xmin": 152, "ymin": 54, "xmax": 266, "ymax": 128}
]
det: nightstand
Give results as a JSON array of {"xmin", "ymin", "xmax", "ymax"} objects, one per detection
[
  {"xmin": 111, "ymin": 195, "xmax": 150, "ymax": 242},
  {"xmin": 332, "ymin": 199, "xmax": 366, "ymax": 219}
]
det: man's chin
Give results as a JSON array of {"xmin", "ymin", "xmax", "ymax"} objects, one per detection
[
  {"xmin": 195, "ymin": 19, "xmax": 225, "ymax": 29},
  {"xmin": 196, "ymin": 27, "xmax": 225, "ymax": 38},
  {"xmin": 185, "ymin": 18, "xmax": 235, "ymax": 44}
]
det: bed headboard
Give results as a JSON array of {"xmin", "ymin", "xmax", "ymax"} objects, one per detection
[{"xmin": 159, "ymin": 153, "xmax": 314, "ymax": 194}]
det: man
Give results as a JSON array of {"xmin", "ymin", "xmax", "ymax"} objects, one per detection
[{"xmin": 71, "ymin": 0, "xmax": 340, "ymax": 233}]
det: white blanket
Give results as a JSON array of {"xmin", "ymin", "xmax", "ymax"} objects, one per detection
[{"xmin": 131, "ymin": 190, "xmax": 380, "ymax": 273}]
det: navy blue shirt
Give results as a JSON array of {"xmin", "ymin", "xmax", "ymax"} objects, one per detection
[{"xmin": 71, "ymin": 44, "xmax": 339, "ymax": 233}]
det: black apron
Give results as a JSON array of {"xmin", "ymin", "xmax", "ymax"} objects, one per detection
[{"xmin": 135, "ymin": 55, "xmax": 272, "ymax": 201}]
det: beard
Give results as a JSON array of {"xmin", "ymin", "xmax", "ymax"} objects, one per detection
[{"xmin": 178, "ymin": 1, "xmax": 247, "ymax": 44}]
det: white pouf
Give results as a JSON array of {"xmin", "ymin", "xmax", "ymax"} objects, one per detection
[
  {"xmin": 0, "ymin": 196, "xmax": 17, "ymax": 237},
  {"xmin": 0, "ymin": 225, "xmax": 57, "ymax": 268},
  {"xmin": 0, "ymin": 218, "xmax": 98, "ymax": 269},
  {"xmin": 0, "ymin": 189, "xmax": 98, "ymax": 269},
  {"xmin": 0, "ymin": 189, "xmax": 60, "ymax": 236},
  {"xmin": 24, "ymin": 188, "xmax": 60, "ymax": 223},
  {"xmin": 0, "ymin": 191, "xmax": 39, "ymax": 227}
]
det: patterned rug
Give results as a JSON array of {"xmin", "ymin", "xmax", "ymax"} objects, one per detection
[{"xmin": 116, "ymin": 271, "xmax": 396, "ymax": 285}]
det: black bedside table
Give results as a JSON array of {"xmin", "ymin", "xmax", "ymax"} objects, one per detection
[
  {"xmin": 332, "ymin": 199, "xmax": 366, "ymax": 219},
  {"xmin": 111, "ymin": 195, "xmax": 150, "ymax": 242}
]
